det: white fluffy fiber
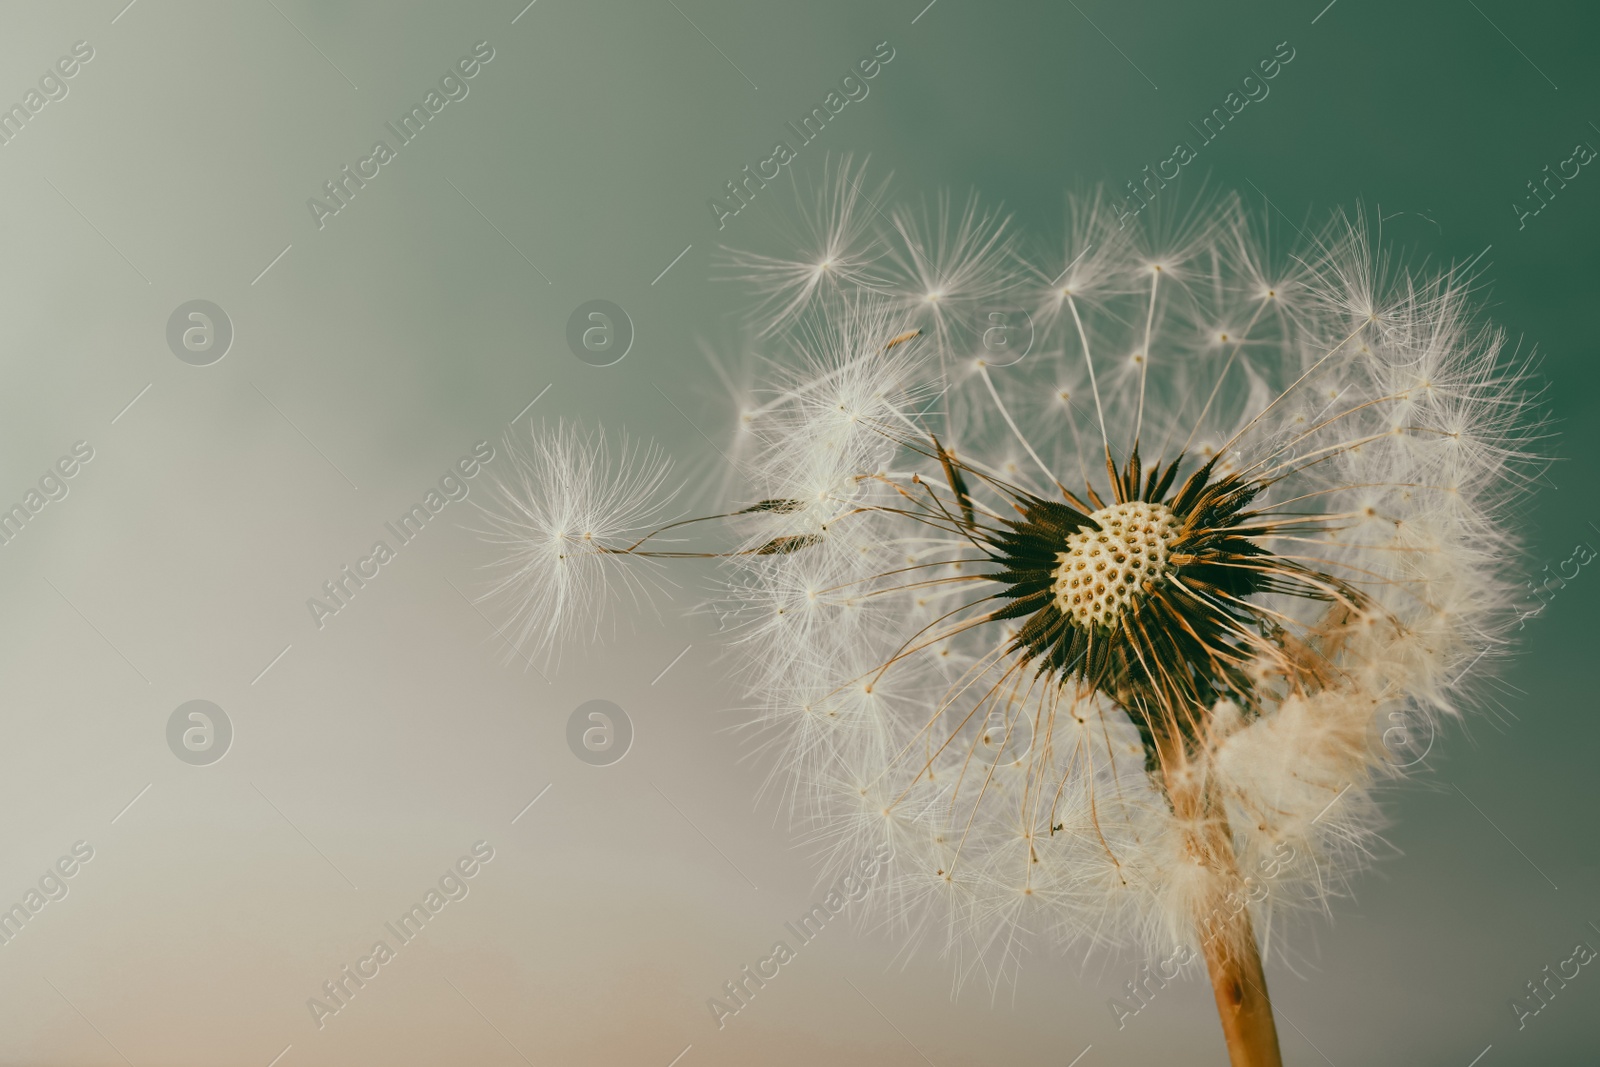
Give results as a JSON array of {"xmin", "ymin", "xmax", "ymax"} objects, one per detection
[{"xmin": 477, "ymin": 423, "xmax": 676, "ymax": 668}]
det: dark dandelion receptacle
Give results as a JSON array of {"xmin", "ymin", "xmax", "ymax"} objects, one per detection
[{"xmin": 979, "ymin": 449, "xmax": 1364, "ymax": 766}]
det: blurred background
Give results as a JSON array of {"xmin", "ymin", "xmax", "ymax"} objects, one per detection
[{"xmin": 0, "ymin": 1, "xmax": 1595, "ymax": 1064}]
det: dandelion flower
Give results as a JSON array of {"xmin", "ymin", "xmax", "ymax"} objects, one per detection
[{"xmin": 486, "ymin": 184, "xmax": 1540, "ymax": 1066}]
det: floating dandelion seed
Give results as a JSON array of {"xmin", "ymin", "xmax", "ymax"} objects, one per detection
[
  {"xmin": 485, "ymin": 177, "xmax": 1541, "ymax": 1066},
  {"xmin": 475, "ymin": 422, "xmax": 677, "ymax": 668}
]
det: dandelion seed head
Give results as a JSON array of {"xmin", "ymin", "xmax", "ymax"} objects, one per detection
[
  {"xmin": 492, "ymin": 177, "xmax": 1543, "ymax": 991},
  {"xmin": 707, "ymin": 182, "xmax": 1541, "ymax": 985}
]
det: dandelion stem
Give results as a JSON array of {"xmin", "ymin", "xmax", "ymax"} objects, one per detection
[{"xmin": 1154, "ymin": 728, "xmax": 1284, "ymax": 1067}]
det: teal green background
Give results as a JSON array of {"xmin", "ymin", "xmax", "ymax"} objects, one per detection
[{"xmin": 0, "ymin": 1, "xmax": 1594, "ymax": 1064}]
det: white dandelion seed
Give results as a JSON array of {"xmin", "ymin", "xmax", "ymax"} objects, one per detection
[
  {"xmin": 483, "ymin": 183, "xmax": 1542, "ymax": 1067},
  {"xmin": 881, "ymin": 188, "xmax": 1023, "ymax": 355},
  {"xmin": 716, "ymin": 154, "xmax": 892, "ymax": 336},
  {"xmin": 475, "ymin": 421, "xmax": 677, "ymax": 667}
]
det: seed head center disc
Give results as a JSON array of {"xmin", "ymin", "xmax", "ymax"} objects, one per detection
[{"xmin": 1052, "ymin": 501, "xmax": 1180, "ymax": 629}]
